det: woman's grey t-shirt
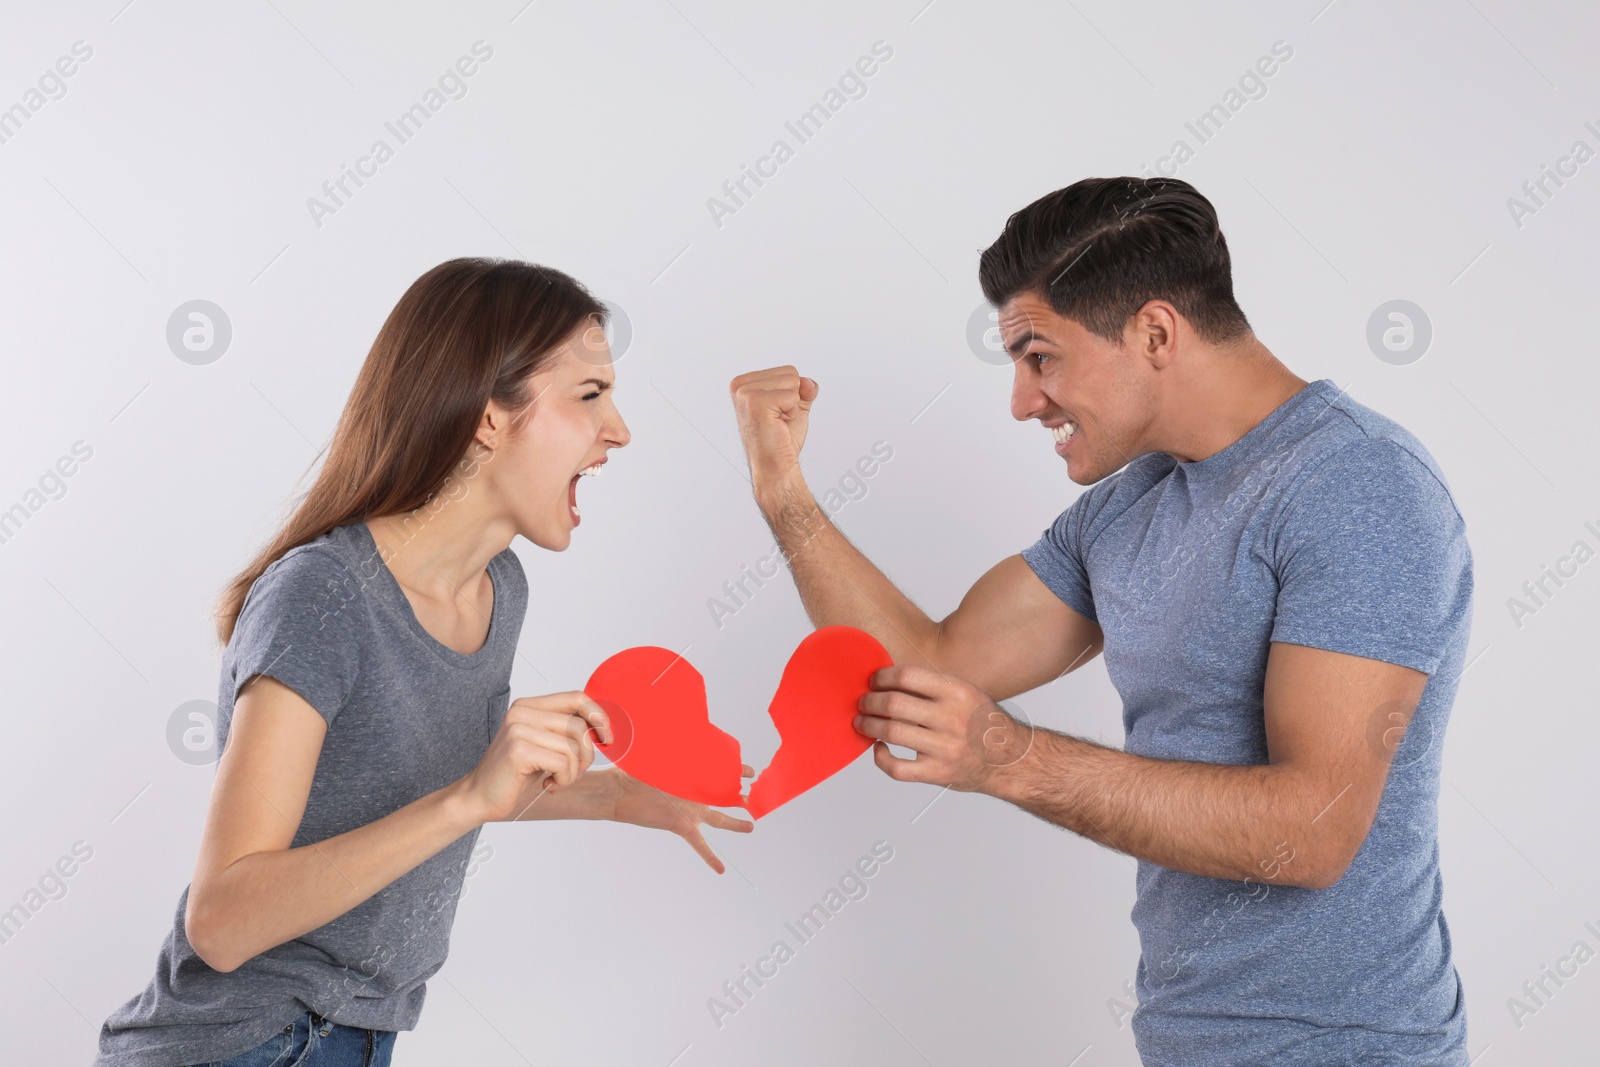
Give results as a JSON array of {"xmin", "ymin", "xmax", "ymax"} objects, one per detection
[{"xmin": 95, "ymin": 521, "xmax": 526, "ymax": 1067}]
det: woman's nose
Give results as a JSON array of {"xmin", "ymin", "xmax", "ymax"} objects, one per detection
[{"xmin": 608, "ymin": 409, "xmax": 631, "ymax": 448}]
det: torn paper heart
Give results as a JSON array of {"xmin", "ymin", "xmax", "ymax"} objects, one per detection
[
  {"xmin": 583, "ymin": 646, "xmax": 745, "ymax": 808},
  {"xmin": 584, "ymin": 626, "xmax": 894, "ymax": 819}
]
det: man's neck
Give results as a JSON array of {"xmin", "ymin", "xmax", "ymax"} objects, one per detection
[{"xmin": 1151, "ymin": 339, "xmax": 1310, "ymax": 464}]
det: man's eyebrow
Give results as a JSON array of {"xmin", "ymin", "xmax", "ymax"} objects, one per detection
[{"xmin": 1004, "ymin": 328, "xmax": 1049, "ymax": 356}]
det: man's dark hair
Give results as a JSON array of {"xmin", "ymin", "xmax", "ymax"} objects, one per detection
[{"xmin": 978, "ymin": 176, "xmax": 1252, "ymax": 345}]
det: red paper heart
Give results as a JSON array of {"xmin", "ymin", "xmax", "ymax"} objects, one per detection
[{"xmin": 584, "ymin": 626, "xmax": 894, "ymax": 820}]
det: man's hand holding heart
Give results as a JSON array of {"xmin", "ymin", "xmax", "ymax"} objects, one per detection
[{"xmin": 854, "ymin": 664, "xmax": 1038, "ymax": 793}]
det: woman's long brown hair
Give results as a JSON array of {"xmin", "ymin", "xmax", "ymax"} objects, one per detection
[{"xmin": 212, "ymin": 257, "xmax": 605, "ymax": 647}]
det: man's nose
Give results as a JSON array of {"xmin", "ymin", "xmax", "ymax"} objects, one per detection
[{"xmin": 1010, "ymin": 364, "xmax": 1046, "ymax": 422}]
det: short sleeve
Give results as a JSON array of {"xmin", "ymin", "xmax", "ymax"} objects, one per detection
[
  {"xmin": 1021, "ymin": 492, "xmax": 1098, "ymax": 623},
  {"xmin": 228, "ymin": 547, "xmax": 367, "ymax": 726},
  {"xmin": 1269, "ymin": 439, "xmax": 1472, "ymax": 675}
]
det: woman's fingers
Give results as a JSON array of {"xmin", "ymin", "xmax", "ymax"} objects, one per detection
[
  {"xmin": 544, "ymin": 698, "xmax": 611, "ymax": 747},
  {"xmin": 706, "ymin": 807, "xmax": 754, "ymax": 833},
  {"xmin": 740, "ymin": 763, "xmax": 754, "ymax": 777},
  {"xmin": 511, "ymin": 692, "xmax": 613, "ymax": 745},
  {"xmin": 522, "ymin": 726, "xmax": 585, "ymax": 784},
  {"xmin": 513, "ymin": 739, "xmax": 574, "ymax": 789},
  {"xmin": 569, "ymin": 696, "xmax": 613, "ymax": 746},
  {"xmin": 545, "ymin": 741, "xmax": 582, "ymax": 788},
  {"xmin": 504, "ymin": 722, "xmax": 568, "ymax": 782},
  {"xmin": 681, "ymin": 827, "xmax": 724, "ymax": 874},
  {"xmin": 521, "ymin": 712, "xmax": 599, "ymax": 775}
]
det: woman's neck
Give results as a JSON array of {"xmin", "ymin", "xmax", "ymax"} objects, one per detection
[{"xmin": 364, "ymin": 502, "xmax": 511, "ymax": 604}]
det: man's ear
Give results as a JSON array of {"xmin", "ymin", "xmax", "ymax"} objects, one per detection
[{"xmin": 1132, "ymin": 300, "xmax": 1178, "ymax": 370}]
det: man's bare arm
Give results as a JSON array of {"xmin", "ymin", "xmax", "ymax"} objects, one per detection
[
  {"xmin": 731, "ymin": 366, "xmax": 1103, "ymax": 699},
  {"xmin": 859, "ymin": 643, "xmax": 1427, "ymax": 890}
]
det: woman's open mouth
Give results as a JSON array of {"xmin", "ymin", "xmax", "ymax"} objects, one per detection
[{"xmin": 569, "ymin": 462, "xmax": 604, "ymax": 523}]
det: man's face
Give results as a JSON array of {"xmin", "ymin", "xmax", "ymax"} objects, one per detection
[{"xmin": 999, "ymin": 290, "xmax": 1152, "ymax": 485}]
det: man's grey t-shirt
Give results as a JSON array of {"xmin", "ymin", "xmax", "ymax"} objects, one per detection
[
  {"xmin": 95, "ymin": 520, "xmax": 526, "ymax": 1067},
  {"xmin": 1021, "ymin": 379, "xmax": 1473, "ymax": 1066}
]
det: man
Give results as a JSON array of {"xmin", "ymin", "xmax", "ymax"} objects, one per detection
[{"xmin": 728, "ymin": 176, "xmax": 1472, "ymax": 1065}]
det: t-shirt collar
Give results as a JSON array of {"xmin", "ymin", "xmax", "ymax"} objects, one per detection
[{"xmin": 1172, "ymin": 378, "xmax": 1337, "ymax": 484}]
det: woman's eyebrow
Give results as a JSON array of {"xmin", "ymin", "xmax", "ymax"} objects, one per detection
[{"xmin": 577, "ymin": 378, "xmax": 613, "ymax": 391}]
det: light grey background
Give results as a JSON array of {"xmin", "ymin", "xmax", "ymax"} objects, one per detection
[{"xmin": 2, "ymin": 1, "xmax": 1596, "ymax": 1064}]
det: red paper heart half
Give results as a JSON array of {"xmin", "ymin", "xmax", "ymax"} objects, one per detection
[
  {"xmin": 584, "ymin": 646, "xmax": 744, "ymax": 807},
  {"xmin": 583, "ymin": 626, "xmax": 893, "ymax": 820},
  {"xmin": 744, "ymin": 627, "xmax": 894, "ymax": 819}
]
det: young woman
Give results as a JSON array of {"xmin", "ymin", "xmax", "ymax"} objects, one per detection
[{"xmin": 94, "ymin": 258, "xmax": 753, "ymax": 1067}]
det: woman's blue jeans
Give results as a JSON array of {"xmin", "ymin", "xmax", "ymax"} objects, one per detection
[{"xmin": 186, "ymin": 1009, "xmax": 396, "ymax": 1067}]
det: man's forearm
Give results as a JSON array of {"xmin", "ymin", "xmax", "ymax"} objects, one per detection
[
  {"xmin": 757, "ymin": 473, "xmax": 943, "ymax": 669},
  {"xmin": 986, "ymin": 727, "xmax": 1361, "ymax": 890}
]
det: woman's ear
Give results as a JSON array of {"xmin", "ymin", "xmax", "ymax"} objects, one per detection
[{"xmin": 476, "ymin": 400, "xmax": 510, "ymax": 451}]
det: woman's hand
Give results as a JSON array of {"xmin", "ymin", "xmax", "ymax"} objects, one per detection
[
  {"xmin": 609, "ymin": 765, "xmax": 756, "ymax": 873},
  {"xmin": 457, "ymin": 692, "xmax": 612, "ymax": 824}
]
